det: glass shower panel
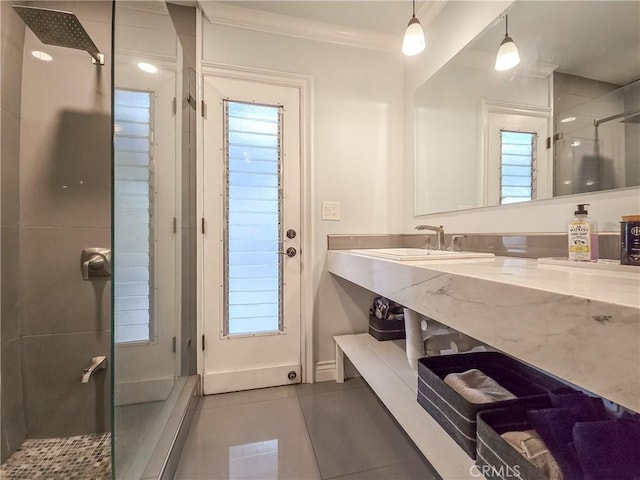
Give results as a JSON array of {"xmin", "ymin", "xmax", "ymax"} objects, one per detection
[
  {"xmin": 554, "ymin": 79, "xmax": 640, "ymax": 196},
  {"xmin": 112, "ymin": 2, "xmax": 183, "ymax": 478},
  {"xmin": 0, "ymin": 1, "xmax": 112, "ymax": 477}
]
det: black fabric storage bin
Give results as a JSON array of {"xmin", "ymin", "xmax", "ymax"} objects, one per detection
[
  {"xmin": 368, "ymin": 313, "xmax": 405, "ymax": 341},
  {"xmin": 476, "ymin": 398, "xmax": 553, "ymax": 480},
  {"xmin": 417, "ymin": 352, "xmax": 568, "ymax": 458}
]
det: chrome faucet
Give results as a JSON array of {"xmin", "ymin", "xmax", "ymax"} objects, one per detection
[
  {"xmin": 415, "ymin": 225, "xmax": 445, "ymax": 250},
  {"xmin": 81, "ymin": 356, "xmax": 107, "ymax": 384},
  {"xmin": 448, "ymin": 234, "xmax": 467, "ymax": 252}
]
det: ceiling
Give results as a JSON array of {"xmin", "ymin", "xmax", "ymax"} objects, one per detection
[
  {"xmin": 217, "ymin": 1, "xmax": 418, "ymax": 36},
  {"xmin": 467, "ymin": 1, "xmax": 640, "ymax": 86},
  {"xmin": 200, "ymin": 1, "xmax": 639, "ymax": 86}
]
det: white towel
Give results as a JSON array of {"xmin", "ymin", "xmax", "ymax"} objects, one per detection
[
  {"xmin": 444, "ymin": 369, "xmax": 516, "ymax": 404},
  {"xmin": 501, "ymin": 430, "xmax": 564, "ymax": 480}
]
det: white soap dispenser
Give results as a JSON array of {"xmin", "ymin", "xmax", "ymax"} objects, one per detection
[{"xmin": 568, "ymin": 204, "xmax": 598, "ymax": 262}]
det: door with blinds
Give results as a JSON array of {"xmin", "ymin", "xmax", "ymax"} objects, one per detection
[{"xmin": 201, "ymin": 74, "xmax": 301, "ymax": 395}]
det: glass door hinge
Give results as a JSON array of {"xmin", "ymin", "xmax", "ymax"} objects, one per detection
[
  {"xmin": 172, "ymin": 336, "xmax": 176, "ymax": 353},
  {"xmin": 187, "ymin": 94, "xmax": 196, "ymax": 110}
]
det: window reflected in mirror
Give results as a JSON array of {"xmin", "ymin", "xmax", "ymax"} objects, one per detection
[{"xmin": 414, "ymin": 0, "xmax": 639, "ymax": 216}]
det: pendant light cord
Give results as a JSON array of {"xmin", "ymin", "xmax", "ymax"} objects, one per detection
[
  {"xmin": 412, "ymin": 0, "xmax": 416, "ymax": 19},
  {"xmin": 504, "ymin": 15, "xmax": 508, "ymax": 37}
]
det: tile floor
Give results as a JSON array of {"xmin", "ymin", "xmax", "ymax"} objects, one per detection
[
  {"xmin": 0, "ymin": 432, "xmax": 111, "ymax": 480},
  {"xmin": 114, "ymin": 400, "xmax": 165, "ymax": 479},
  {"xmin": 175, "ymin": 378, "xmax": 440, "ymax": 480}
]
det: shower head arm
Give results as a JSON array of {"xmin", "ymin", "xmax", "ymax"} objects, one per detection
[
  {"xmin": 12, "ymin": 5, "xmax": 105, "ymax": 66},
  {"xmin": 594, "ymin": 108, "xmax": 640, "ymax": 127}
]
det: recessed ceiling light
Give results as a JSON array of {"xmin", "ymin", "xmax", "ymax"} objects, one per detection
[
  {"xmin": 137, "ymin": 62, "xmax": 158, "ymax": 73},
  {"xmin": 32, "ymin": 50, "xmax": 53, "ymax": 61},
  {"xmin": 560, "ymin": 116, "xmax": 576, "ymax": 123}
]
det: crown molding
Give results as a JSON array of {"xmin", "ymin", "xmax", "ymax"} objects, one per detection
[
  {"xmin": 455, "ymin": 48, "xmax": 557, "ymax": 80},
  {"xmin": 198, "ymin": 2, "xmax": 402, "ymax": 53},
  {"xmin": 417, "ymin": 0, "xmax": 448, "ymax": 27},
  {"xmin": 116, "ymin": 1, "xmax": 170, "ymax": 16}
]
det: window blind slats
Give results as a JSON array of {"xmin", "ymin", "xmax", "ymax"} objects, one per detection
[
  {"xmin": 225, "ymin": 101, "xmax": 282, "ymax": 336},
  {"xmin": 500, "ymin": 130, "xmax": 536, "ymax": 205},
  {"xmin": 114, "ymin": 90, "xmax": 153, "ymax": 343}
]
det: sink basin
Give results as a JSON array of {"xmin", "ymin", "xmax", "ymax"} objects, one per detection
[{"xmin": 350, "ymin": 248, "xmax": 495, "ymax": 261}]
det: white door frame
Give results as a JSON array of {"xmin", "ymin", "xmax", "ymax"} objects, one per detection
[
  {"xmin": 480, "ymin": 99, "xmax": 553, "ymax": 206},
  {"xmin": 196, "ymin": 61, "xmax": 314, "ymax": 388}
]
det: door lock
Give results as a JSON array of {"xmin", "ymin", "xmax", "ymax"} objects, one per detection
[{"xmin": 286, "ymin": 229, "xmax": 296, "ymax": 239}]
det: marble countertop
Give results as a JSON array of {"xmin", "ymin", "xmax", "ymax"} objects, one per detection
[{"xmin": 327, "ymin": 250, "xmax": 640, "ymax": 411}]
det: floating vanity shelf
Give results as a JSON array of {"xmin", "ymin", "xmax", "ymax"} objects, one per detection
[
  {"xmin": 334, "ymin": 334, "xmax": 481, "ymax": 479},
  {"xmin": 328, "ymin": 251, "xmax": 640, "ymax": 412},
  {"xmin": 331, "ymin": 250, "xmax": 640, "ymax": 480}
]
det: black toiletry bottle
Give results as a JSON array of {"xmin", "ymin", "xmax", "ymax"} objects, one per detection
[{"xmin": 620, "ymin": 215, "xmax": 640, "ymax": 266}]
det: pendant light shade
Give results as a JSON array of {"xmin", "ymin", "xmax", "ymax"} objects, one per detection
[
  {"xmin": 402, "ymin": 0, "xmax": 425, "ymax": 56},
  {"xmin": 494, "ymin": 15, "xmax": 520, "ymax": 71}
]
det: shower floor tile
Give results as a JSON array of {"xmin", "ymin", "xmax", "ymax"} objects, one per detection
[{"xmin": 0, "ymin": 432, "xmax": 111, "ymax": 480}]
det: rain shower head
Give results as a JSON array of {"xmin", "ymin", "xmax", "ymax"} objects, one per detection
[{"xmin": 12, "ymin": 5, "xmax": 104, "ymax": 65}]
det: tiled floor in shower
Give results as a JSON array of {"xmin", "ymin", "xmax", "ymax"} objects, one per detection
[{"xmin": 0, "ymin": 432, "xmax": 111, "ymax": 480}]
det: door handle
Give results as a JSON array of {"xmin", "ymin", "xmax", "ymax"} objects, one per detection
[{"xmin": 280, "ymin": 247, "xmax": 297, "ymax": 258}]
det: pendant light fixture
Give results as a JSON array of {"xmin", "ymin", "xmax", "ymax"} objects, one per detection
[
  {"xmin": 494, "ymin": 15, "xmax": 520, "ymax": 71},
  {"xmin": 402, "ymin": 0, "xmax": 425, "ymax": 56}
]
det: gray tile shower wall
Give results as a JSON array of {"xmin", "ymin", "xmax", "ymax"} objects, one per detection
[
  {"xmin": 0, "ymin": 0, "xmax": 27, "ymax": 462},
  {"xmin": 22, "ymin": 331, "xmax": 111, "ymax": 438},
  {"xmin": 19, "ymin": 227, "xmax": 111, "ymax": 336},
  {"xmin": 1, "ymin": 339, "xmax": 27, "ymax": 462},
  {"xmin": 328, "ymin": 232, "xmax": 621, "ymax": 259},
  {"xmin": 2, "ymin": 0, "xmax": 113, "ymax": 444}
]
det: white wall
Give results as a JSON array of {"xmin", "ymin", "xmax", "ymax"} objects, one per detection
[
  {"xmin": 404, "ymin": 0, "xmax": 640, "ymax": 234},
  {"xmin": 201, "ymin": 23, "xmax": 404, "ymax": 369}
]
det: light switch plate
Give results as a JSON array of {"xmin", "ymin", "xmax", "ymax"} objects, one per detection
[{"xmin": 321, "ymin": 201, "xmax": 340, "ymax": 221}]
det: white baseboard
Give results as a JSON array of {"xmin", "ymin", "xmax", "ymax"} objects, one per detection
[
  {"xmin": 314, "ymin": 360, "xmax": 336, "ymax": 382},
  {"xmin": 115, "ymin": 377, "xmax": 174, "ymax": 406},
  {"xmin": 203, "ymin": 364, "xmax": 301, "ymax": 394}
]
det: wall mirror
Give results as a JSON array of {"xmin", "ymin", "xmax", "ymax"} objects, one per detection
[{"xmin": 414, "ymin": 1, "xmax": 640, "ymax": 215}]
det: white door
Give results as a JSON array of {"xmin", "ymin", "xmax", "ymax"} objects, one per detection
[{"xmin": 201, "ymin": 75, "xmax": 302, "ymax": 395}]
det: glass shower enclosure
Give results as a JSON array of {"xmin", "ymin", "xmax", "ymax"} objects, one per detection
[
  {"xmin": 1, "ymin": 1, "xmax": 113, "ymax": 477},
  {"xmin": 112, "ymin": 1, "xmax": 194, "ymax": 477},
  {"xmin": 1, "ymin": 1, "xmax": 195, "ymax": 477}
]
